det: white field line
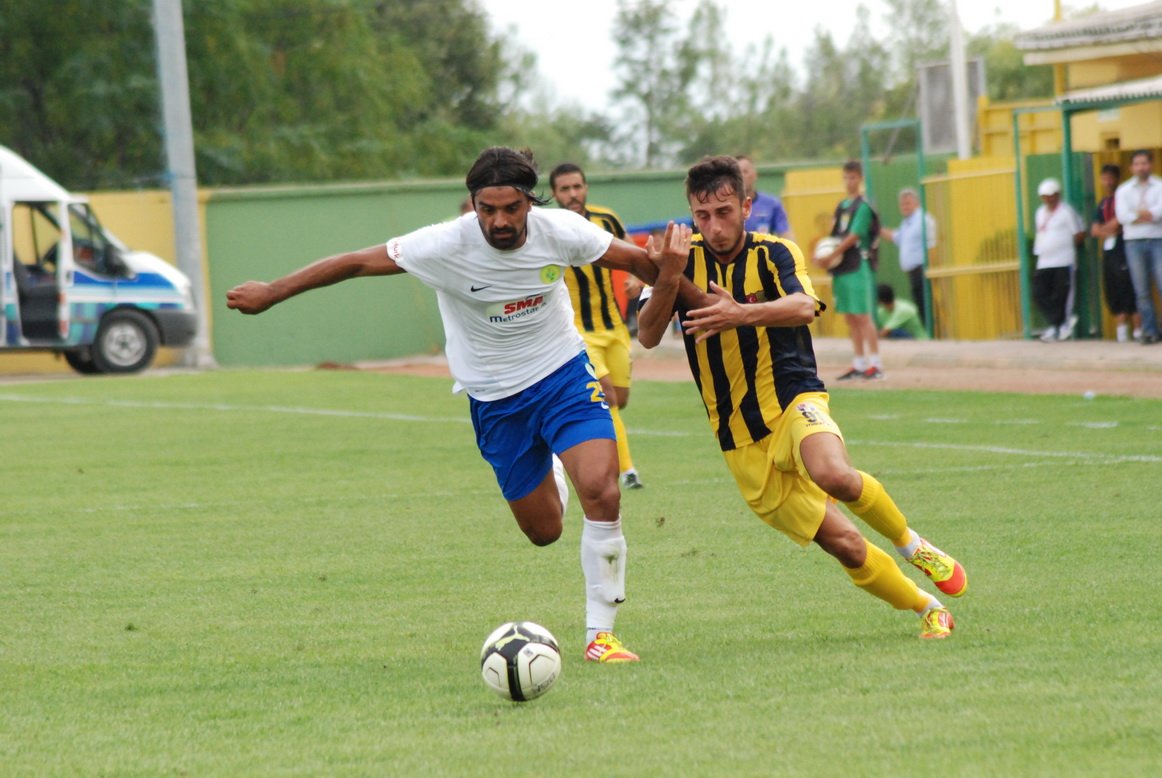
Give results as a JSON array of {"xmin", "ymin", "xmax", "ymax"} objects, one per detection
[
  {"xmin": 843, "ymin": 439, "xmax": 1162, "ymax": 465},
  {"xmin": 2, "ymin": 393, "xmax": 1158, "ymax": 466},
  {"xmin": 0, "ymin": 393, "xmax": 469, "ymax": 425}
]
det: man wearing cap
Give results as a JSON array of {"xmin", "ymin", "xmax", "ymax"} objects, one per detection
[
  {"xmin": 1032, "ymin": 178, "xmax": 1085, "ymax": 342},
  {"xmin": 226, "ymin": 146, "xmax": 705, "ymax": 664}
]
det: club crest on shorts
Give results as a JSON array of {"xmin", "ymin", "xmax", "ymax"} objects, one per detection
[{"xmin": 796, "ymin": 401, "xmax": 823, "ymax": 426}]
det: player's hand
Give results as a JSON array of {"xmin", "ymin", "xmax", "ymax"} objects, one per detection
[
  {"xmin": 646, "ymin": 221, "xmax": 691, "ymax": 278},
  {"xmin": 682, "ymin": 281, "xmax": 745, "ymax": 343},
  {"xmin": 226, "ymin": 281, "xmax": 278, "ymax": 315},
  {"xmin": 624, "ymin": 275, "xmax": 644, "ymax": 298}
]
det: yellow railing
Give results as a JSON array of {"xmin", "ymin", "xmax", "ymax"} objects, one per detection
[
  {"xmin": 781, "ymin": 160, "xmax": 1025, "ymax": 341},
  {"xmin": 924, "ymin": 159, "xmax": 1023, "ymax": 339}
]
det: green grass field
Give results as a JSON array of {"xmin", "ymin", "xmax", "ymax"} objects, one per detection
[{"xmin": 2, "ymin": 370, "xmax": 1158, "ymax": 776}]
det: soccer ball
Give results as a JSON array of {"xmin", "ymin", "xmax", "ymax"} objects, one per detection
[
  {"xmin": 480, "ymin": 621, "xmax": 562, "ymax": 702},
  {"xmin": 812, "ymin": 235, "xmax": 844, "ymax": 269}
]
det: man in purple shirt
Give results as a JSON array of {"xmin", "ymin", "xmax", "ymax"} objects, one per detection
[{"xmin": 737, "ymin": 154, "xmax": 793, "ymax": 239}]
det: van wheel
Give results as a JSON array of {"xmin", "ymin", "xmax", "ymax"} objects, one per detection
[
  {"xmin": 92, "ymin": 310, "xmax": 159, "ymax": 374},
  {"xmin": 64, "ymin": 349, "xmax": 101, "ymax": 375}
]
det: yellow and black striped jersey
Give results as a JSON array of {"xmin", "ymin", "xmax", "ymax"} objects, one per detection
[
  {"xmin": 667, "ymin": 233, "xmax": 827, "ymax": 451},
  {"xmin": 566, "ymin": 205, "xmax": 628, "ymax": 334}
]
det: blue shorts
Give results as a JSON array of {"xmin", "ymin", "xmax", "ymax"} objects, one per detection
[{"xmin": 469, "ymin": 352, "xmax": 615, "ymax": 501}]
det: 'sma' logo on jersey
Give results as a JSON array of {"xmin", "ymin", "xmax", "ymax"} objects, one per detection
[
  {"xmin": 540, "ymin": 265, "xmax": 562, "ymax": 284},
  {"xmin": 489, "ymin": 295, "xmax": 546, "ymax": 323}
]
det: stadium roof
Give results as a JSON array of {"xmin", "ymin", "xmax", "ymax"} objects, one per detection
[
  {"xmin": 1015, "ymin": 2, "xmax": 1162, "ymax": 52},
  {"xmin": 1057, "ymin": 72, "xmax": 1162, "ymax": 107}
]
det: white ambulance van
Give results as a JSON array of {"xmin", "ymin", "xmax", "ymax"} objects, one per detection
[{"xmin": 0, "ymin": 145, "xmax": 197, "ymax": 373}]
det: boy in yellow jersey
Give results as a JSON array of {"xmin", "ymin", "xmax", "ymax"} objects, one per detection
[
  {"xmin": 550, "ymin": 163, "xmax": 644, "ymax": 489},
  {"xmin": 637, "ymin": 155, "xmax": 967, "ymax": 639}
]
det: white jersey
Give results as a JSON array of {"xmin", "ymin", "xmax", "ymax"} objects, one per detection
[
  {"xmin": 388, "ymin": 208, "xmax": 614, "ymax": 400},
  {"xmin": 1033, "ymin": 202, "xmax": 1084, "ymax": 269}
]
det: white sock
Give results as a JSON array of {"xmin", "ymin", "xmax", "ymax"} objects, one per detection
[
  {"xmin": 869, "ymin": 354, "xmax": 883, "ymax": 369},
  {"xmin": 895, "ymin": 528, "xmax": 920, "ymax": 559},
  {"xmin": 1117, "ymin": 324, "xmax": 1129, "ymax": 342},
  {"xmin": 853, "ymin": 356, "xmax": 868, "ymax": 371},
  {"xmin": 918, "ymin": 592, "xmax": 944, "ymax": 616},
  {"xmin": 552, "ymin": 455, "xmax": 569, "ymax": 516},
  {"xmin": 581, "ymin": 516, "xmax": 626, "ymax": 641}
]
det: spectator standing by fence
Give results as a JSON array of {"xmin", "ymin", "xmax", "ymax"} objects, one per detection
[
  {"xmin": 880, "ymin": 188, "xmax": 936, "ymax": 330},
  {"xmin": 1091, "ymin": 163, "xmax": 1140, "ymax": 343},
  {"xmin": 1032, "ymin": 178, "xmax": 1084, "ymax": 342},
  {"xmin": 1115, "ymin": 150, "xmax": 1162, "ymax": 345}
]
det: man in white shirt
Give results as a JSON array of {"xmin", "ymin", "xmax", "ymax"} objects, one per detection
[
  {"xmin": 880, "ymin": 188, "xmax": 936, "ymax": 330},
  {"xmin": 1032, "ymin": 178, "xmax": 1084, "ymax": 342},
  {"xmin": 226, "ymin": 146, "xmax": 699, "ymax": 664},
  {"xmin": 1114, "ymin": 150, "xmax": 1162, "ymax": 344}
]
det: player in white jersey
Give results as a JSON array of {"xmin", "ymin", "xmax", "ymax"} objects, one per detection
[{"xmin": 227, "ymin": 146, "xmax": 698, "ymax": 663}]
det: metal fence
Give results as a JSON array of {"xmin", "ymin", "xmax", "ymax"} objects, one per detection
[{"xmin": 923, "ymin": 160, "xmax": 1023, "ymax": 339}]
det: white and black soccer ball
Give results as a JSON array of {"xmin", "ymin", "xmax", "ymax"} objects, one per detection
[
  {"xmin": 480, "ymin": 621, "xmax": 562, "ymax": 702},
  {"xmin": 812, "ymin": 235, "xmax": 844, "ymax": 269}
]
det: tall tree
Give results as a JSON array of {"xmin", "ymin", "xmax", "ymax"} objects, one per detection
[
  {"xmin": 968, "ymin": 24, "xmax": 1055, "ymax": 101},
  {"xmin": 610, "ymin": 0, "xmax": 692, "ymax": 168},
  {"xmin": 0, "ymin": 0, "xmax": 518, "ymax": 188},
  {"xmin": 0, "ymin": 1, "xmax": 161, "ymax": 188}
]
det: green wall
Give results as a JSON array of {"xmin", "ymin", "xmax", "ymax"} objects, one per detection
[
  {"xmin": 207, "ymin": 164, "xmax": 802, "ymax": 368},
  {"xmin": 208, "ymin": 181, "xmax": 459, "ymax": 367}
]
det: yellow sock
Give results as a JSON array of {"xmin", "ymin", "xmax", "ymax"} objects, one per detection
[
  {"xmin": 845, "ymin": 471, "xmax": 911, "ymax": 547},
  {"xmin": 843, "ymin": 539, "xmax": 929, "ymax": 612},
  {"xmin": 609, "ymin": 404, "xmax": 634, "ymax": 473}
]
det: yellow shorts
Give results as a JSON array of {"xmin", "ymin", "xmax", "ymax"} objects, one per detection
[
  {"xmin": 582, "ymin": 327, "xmax": 632, "ymax": 387},
  {"xmin": 721, "ymin": 392, "xmax": 844, "ymax": 547}
]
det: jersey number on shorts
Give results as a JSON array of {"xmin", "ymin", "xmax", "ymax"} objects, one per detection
[{"xmin": 587, "ymin": 380, "xmax": 607, "ymax": 406}]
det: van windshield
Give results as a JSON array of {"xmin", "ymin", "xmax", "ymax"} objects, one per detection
[{"xmin": 68, "ymin": 203, "xmax": 125, "ymax": 276}]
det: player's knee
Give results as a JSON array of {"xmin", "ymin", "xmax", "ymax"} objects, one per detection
[
  {"xmin": 818, "ymin": 525, "xmax": 866, "ymax": 568},
  {"xmin": 813, "ymin": 465, "xmax": 861, "ymax": 502},
  {"xmin": 574, "ymin": 474, "xmax": 620, "ymax": 515},
  {"xmin": 524, "ymin": 521, "xmax": 562, "ymax": 547}
]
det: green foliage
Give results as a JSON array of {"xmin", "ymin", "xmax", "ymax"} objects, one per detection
[
  {"xmin": 0, "ymin": 0, "xmax": 514, "ymax": 188},
  {"xmin": 968, "ymin": 25, "xmax": 1056, "ymax": 101},
  {"xmin": 0, "ymin": 1, "xmax": 161, "ymax": 189},
  {"xmin": 0, "ymin": 0, "xmax": 1063, "ymax": 184},
  {"xmin": 0, "ymin": 371, "xmax": 1159, "ymax": 773}
]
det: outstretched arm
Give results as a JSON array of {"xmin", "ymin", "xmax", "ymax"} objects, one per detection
[
  {"xmin": 681, "ymin": 285, "xmax": 817, "ymax": 343},
  {"xmin": 226, "ymin": 244, "xmax": 403, "ymax": 315},
  {"xmin": 595, "ymin": 221, "xmax": 707, "ymax": 311},
  {"xmin": 636, "ymin": 227, "xmax": 691, "ymax": 349}
]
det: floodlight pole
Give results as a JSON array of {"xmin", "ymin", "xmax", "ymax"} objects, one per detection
[
  {"xmin": 152, "ymin": 0, "xmax": 216, "ymax": 368},
  {"xmin": 949, "ymin": 0, "xmax": 972, "ymax": 160}
]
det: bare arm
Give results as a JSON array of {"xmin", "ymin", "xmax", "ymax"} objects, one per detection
[
  {"xmin": 1091, "ymin": 218, "xmax": 1118, "ymax": 239},
  {"xmin": 682, "ymin": 286, "xmax": 817, "ymax": 344},
  {"xmin": 596, "ymin": 221, "xmax": 708, "ymax": 312},
  {"xmin": 226, "ymin": 244, "xmax": 403, "ymax": 315},
  {"xmin": 635, "ymin": 226, "xmax": 691, "ymax": 349},
  {"xmin": 817, "ymin": 232, "xmax": 858, "ymax": 269}
]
